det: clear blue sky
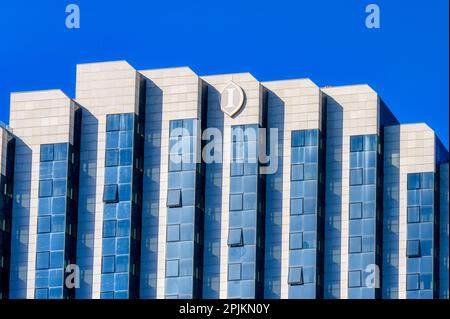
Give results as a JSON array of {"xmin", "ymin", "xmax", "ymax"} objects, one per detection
[{"xmin": 0, "ymin": 0, "xmax": 448, "ymax": 148}]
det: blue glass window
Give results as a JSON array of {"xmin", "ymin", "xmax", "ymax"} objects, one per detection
[
  {"xmin": 40, "ymin": 145, "xmax": 54, "ymax": 162},
  {"xmin": 105, "ymin": 150, "xmax": 119, "ymax": 167},
  {"xmin": 102, "ymin": 256, "xmax": 115, "ymax": 273},
  {"xmin": 407, "ymin": 173, "xmax": 421, "ymax": 190},
  {"xmin": 350, "ymin": 136, "xmax": 363, "ymax": 152},
  {"xmin": 167, "ymin": 225, "xmax": 180, "ymax": 242},
  {"xmin": 292, "ymin": 131, "xmax": 305, "ymax": 147},
  {"xmin": 37, "ymin": 216, "xmax": 51, "ymax": 233},
  {"xmin": 229, "ymin": 194, "xmax": 243, "ymax": 211},
  {"xmin": 228, "ymin": 228, "xmax": 243, "ymax": 247},
  {"xmin": 290, "ymin": 232, "xmax": 303, "ymax": 250},
  {"xmin": 349, "ymin": 236, "xmax": 362, "ymax": 254},
  {"xmin": 290, "ymin": 198, "xmax": 304, "ymax": 215},
  {"xmin": 103, "ymin": 185, "xmax": 119, "ymax": 203},
  {"xmin": 350, "ymin": 203, "xmax": 362, "ymax": 220},
  {"xmin": 39, "ymin": 180, "xmax": 53, "ymax": 198},
  {"xmin": 53, "ymin": 144, "xmax": 67, "ymax": 161},
  {"xmin": 407, "ymin": 206, "xmax": 420, "ymax": 223},
  {"xmin": 348, "ymin": 271, "xmax": 362, "ymax": 288},
  {"xmin": 167, "ymin": 189, "xmax": 182, "ymax": 208},
  {"xmin": 407, "ymin": 240, "xmax": 421, "ymax": 258},
  {"xmin": 106, "ymin": 114, "xmax": 121, "ymax": 132},
  {"xmin": 406, "ymin": 274, "xmax": 420, "ymax": 291},
  {"xmin": 36, "ymin": 252, "xmax": 50, "ymax": 270},
  {"xmin": 291, "ymin": 164, "xmax": 304, "ymax": 181},
  {"xmin": 288, "ymin": 267, "xmax": 303, "ymax": 285},
  {"xmin": 166, "ymin": 260, "xmax": 179, "ymax": 277},
  {"xmin": 350, "ymin": 169, "xmax": 363, "ymax": 186},
  {"xmin": 103, "ymin": 220, "xmax": 116, "ymax": 238},
  {"xmin": 228, "ymin": 263, "xmax": 242, "ymax": 281}
]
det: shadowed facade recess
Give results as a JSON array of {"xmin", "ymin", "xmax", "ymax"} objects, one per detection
[{"xmin": 0, "ymin": 61, "xmax": 448, "ymax": 299}]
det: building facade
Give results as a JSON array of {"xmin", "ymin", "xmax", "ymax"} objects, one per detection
[{"xmin": 0, "ymin": 61, "xmax": 448, "ymax": 299}]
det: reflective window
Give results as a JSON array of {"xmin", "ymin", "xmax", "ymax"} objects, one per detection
[
  {"xmin": 103, "ymin": 185, "xmax": 119, "ymax": 203},
  {"xmin": 167, "ymin": 189, "xmax": 182, "ymax": 208},
  {"xmin": 228, "ymin": 228, "xmax": 243, "ymax": 247},
  {"xmin": 348, "ymin": 271, "xmax": 362, "ymax": 288},
  {"xmin": 407, "ymin": 274, "xmax": 420, "ymax": 291},
  {"xmin": 288, "ymin": 267, "xmax": 303, "ymax": 285},
  {"xmin": 407, "ymin": 240, "xmax": 421, "ymax": 258}
]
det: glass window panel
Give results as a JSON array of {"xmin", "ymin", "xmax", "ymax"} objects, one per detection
[
  {"xmin": 407, "ymin": 206, "xmax": 420, "ymax": 223},
  {"xmin": 52, "ymin": 179, "xmax": 66, "ymax": 197},
  {"xmin": 37, "ymin": 216, "xmax": 51, "ymax": 234},
  {"xmin": 228, "ymin": 263, "xmax": 242, "ymax": 281},
  {"xmin": 40, "ymin": 162, "xmax": 53, "ymax": 180},
  {"xmin": 348, "ymin": 270, "xmax": 362, "ymax": 287},
  {"xmin": 39, "ymin": 180, "xmax": 53, "ymax": 198},
  {"xmin": 51, "ymin": 215, "xmax": 65, "ymax": 233},
  {"xmin": 102, "ymin": 256, "xmax": 115, "ymax": 273},
  {"xmin": 290, "ymin": 232, "xmax": 303, "ymax": 250},
  {"xmin": 167, "ymin": 189, "xmax": 182, "ymax": 208},
  {"xmin": 36, "ymin": 252, "xmax": 50, "ymax": 270},
  {"xmin": 305, "ymin": 130, "xmax": 318, "ymax": 146},
  {"xmin": 53, "ymin": 144, "xmax": 68, "ymax": 161},
  {"xmin": 406, "ymin": 240, "xmax": 421, "ymax": 258},
  {"xmin": 420, "ymin": 206, "xmax": 433, "ymax": 222},
  {"xmin": 119, "ymin": 149, "xmax": 133, "ymax": 166},
  {"xmin": 40, "ymin": 144, "xmax": 54, "ymax": 162},
  {"xmin": 116, "ymin": 219, "xmax": 130, "ymax": 237},
  {"xmin": 350, "ymin": 169, "xmax": 363, "ymax": 186},
  {"xmin": 50, "ymin": 233, "xmax": 64, "ymax": 251},
  {"xmin": 291, "ymin": 147, "xmax": 305, "ymax": 164},
  {"xmin": 292, "ymin": 131, "xmax": 305, "ymax": 147},
  {"xmin": 230, "ymin": 194, "xmax": 243, "ymax": 211},
  {"xmin": 290, "ymin": 198, "xmax": 304, "ymax": 215},
  {"xmin": 52, "ymin": 162, "xmax": 67, "ymax": 179},
  {"xmin": 114, "ymin": 273, "xmax": 128, "ymax": 291},
  {"xmin": 52, "ymin": 197, "xmax": 66, "ymax": 215},
  {"xmin": 421, "ymin": 173, "xmax": 434, "ymax": 190},
  {"xmin": 105, "ymin": 167, "xmax": 118, "ymax": 185},
  {"xmin": 291, "ymin": 164, "xmax": 304, "ymax": 181},
  {"xmin": 118, "ymin": 184, "xmax": 131, "ymax": 201},
  {"xmin": 180, "ymin": 223, "xmax": 194, "ymax": 241},
  {"xmin": 350, "ymin": 202, "xmax": 363, "ymax": 220},
  {"xmin": 105, "ymin": 150, "xmax": 119, "ymax": 167},
  {"xmin": 303, "ymin": 164, "xmax": 317, "ymax": 180},
  {"xmin": 119, "ymin": 131, "xmax": 133, "ymax": 148},
  {"xmin": 420, "ymin": 189, "xmax": 433, "ymax": 206},
  {"xmin": 288, "ymin": 267, "xmax": 303, "ymax": 285},
  {"xmin": 363, "ymin": 135, "xmax": 377, "ymax": 151},
  {"xmin": 167, "ymin": 224, "xmax": 180, "ymax": 242},
  {"xmin": 231, "ymin": 163, "xmax": 244, "ymax": 176},
  {"xmin": 103, "ymin": 220, "xmax": 116, "ymax": 238},
  {"xmin": 406, "ymin": 274, "xmax": 420, "ymax": 291},
  {"xmin": 106, "ymin": 114, "xmax": 121, "ymax": 132},
  {"xmin": 350, "ymin": 136, "xmax": 363, "ymax": 152},
  {"xmin": 407, "ymin": 173, "xmax": 421, "ymax": 190},
  {"xmin": 116, "ymin": 238, "xmax": 130, "ymax": 255},
  {"xmin": 243, "ymin": 193, "xmax": 257, "ymax": 210},
  {"xmin": 115, "ymin": 255, "xmax": 129, "ymax": 273},
  {"xmin": 50, "ymin": 251, "xmax": 64, "ymax": 269},
  {"xmin": 349, "ymin": 236, "xmax": 362, "ymax": 253},
  {"xmin": 166, "ymin": 259, "xmax": 179, "ymax": 277},
  {"xmin": 35, "ymin": 288, "xmax": 48, "ymax": 299},
  {"xmin": 364, "ymin": 168, "xmax": 376, "ymax": 185},
  {"xmin": 103, "ymin": 185, "xmax": 119, "ymax": 203},
  {"xmin": 106, "ymin": 132, "xmax": 120, "ymax": 149},
  {"xmin": 120, "ymin": 113, "xmax": 134, "ymax": 131},
  {"xmin": 228, "ymin": 228, "xmax": 243, "ymax": 247}
]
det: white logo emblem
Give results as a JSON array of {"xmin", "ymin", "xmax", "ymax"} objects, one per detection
[{"xmin": 220, "ymin": 81, "xmax": 245, "ymax": 117}]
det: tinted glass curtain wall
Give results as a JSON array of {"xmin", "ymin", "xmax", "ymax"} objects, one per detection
[
  {"xmin": 287, "ymin": 129, "xmax": 323, "ymax": 298},
  {"xmin": 100, "ymin": 113, "xmax": 144, "ymax": 299},
  {"xmin": 0, "ymin": 133, "xmax": 14, "ymax": 299},
  {"xmin": 347, "ymin": 135, "xmax": 381, "ymax": 299},
  {"xmin": 165, "ymin": 119, "xmax": 204, "ymax": 299},
  {"xmin": 35, "ymin": 142, "xmax": 80, "ymax": 299},
  {"xmin": 227, "ymin": 124, "xmax": 265, "ymax": 299},
  {"xmin": 405, "ymin": 172, "xmax": 436, "ymax": 298}
]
